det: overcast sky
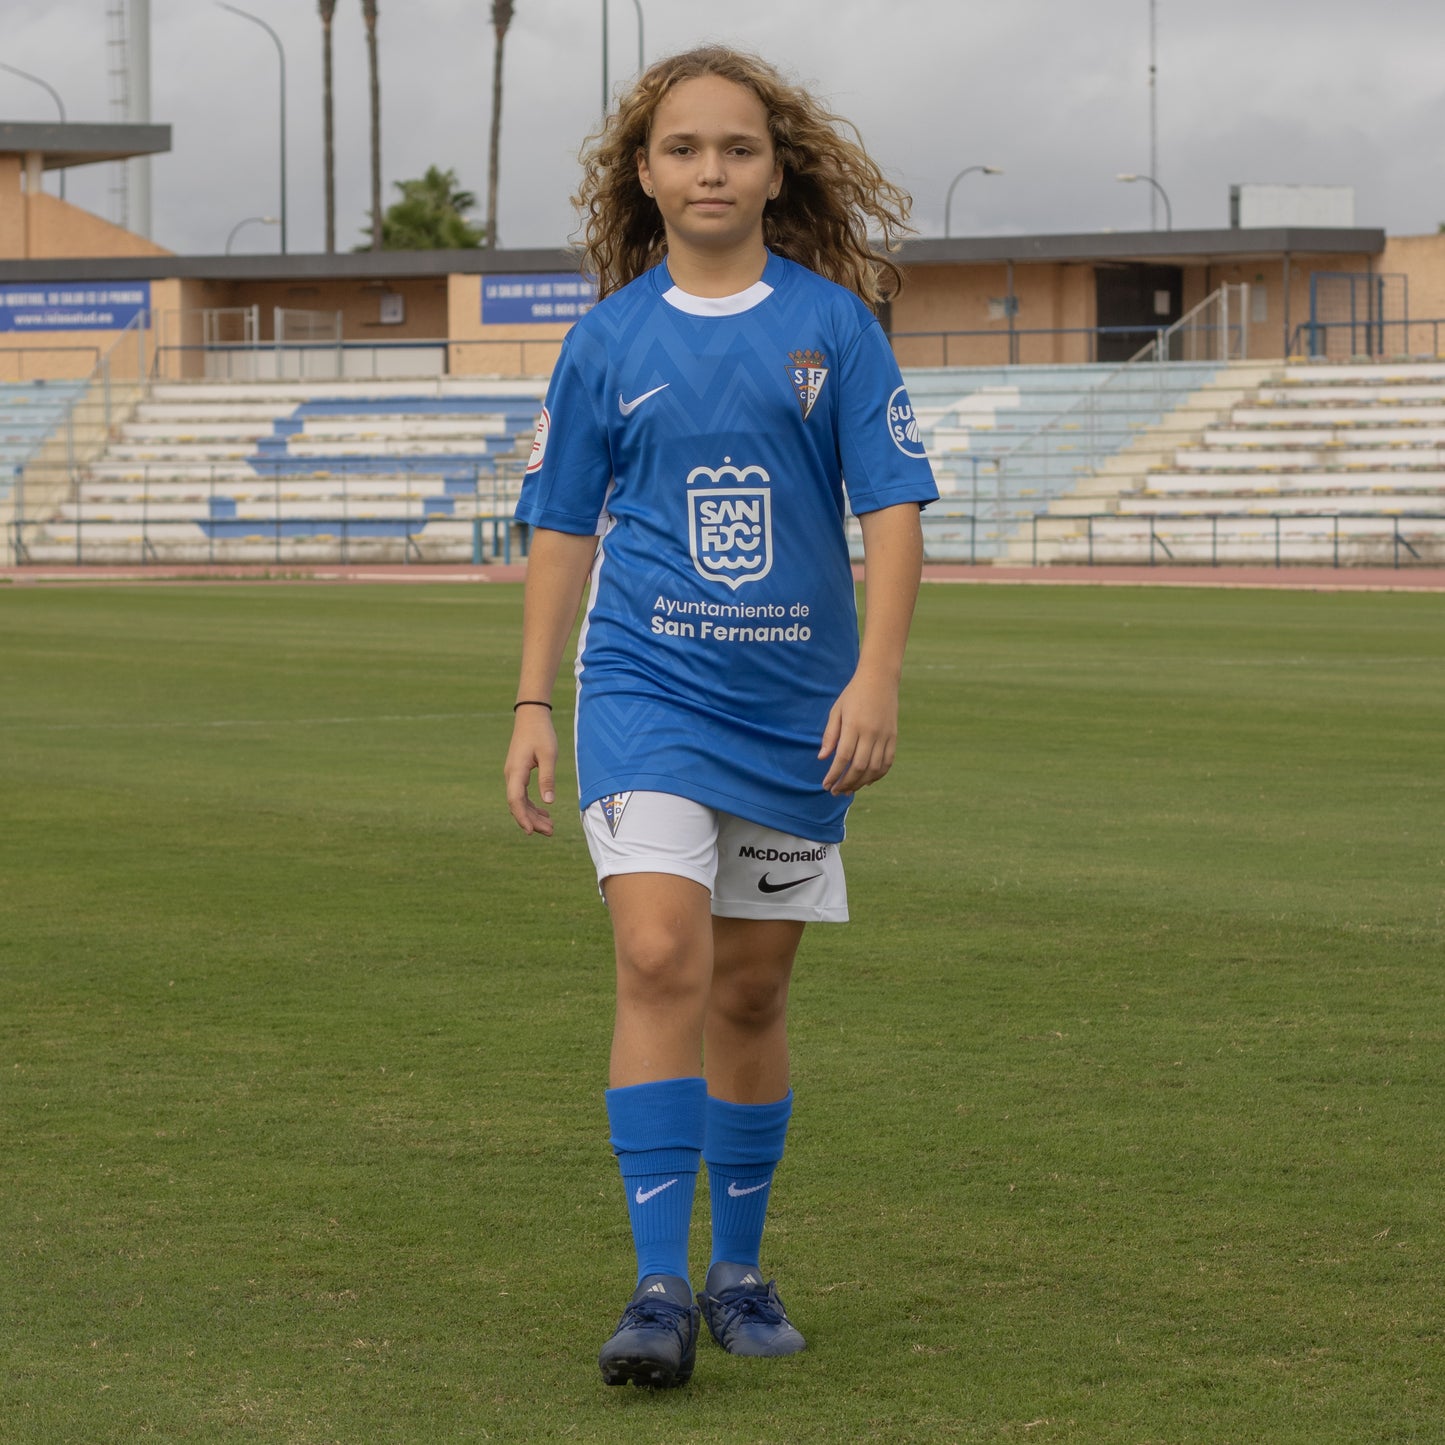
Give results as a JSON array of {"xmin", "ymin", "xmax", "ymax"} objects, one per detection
[{"xmin": 4, "ymin": 0, "xmax": 1442, "ymax": 256}]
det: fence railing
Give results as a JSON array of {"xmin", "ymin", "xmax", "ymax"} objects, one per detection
[
  {"xmin": 1127, "ymin": 284, "xmax": 1250, "ymax": 364},
  {"xmin": 10, "ymin": 457, "xmax": 529, "ymax": 567},
  {"xmin": 1025, "ymin": 511, "xmax": 1441, "ymax": 569},
  {"xmin": 1288, "ymin": 317, "xmax": 1445, "ymax": 361},
  {"xmin": 149, "ymin": 335, "xmax": 568, "ymax": 382}
]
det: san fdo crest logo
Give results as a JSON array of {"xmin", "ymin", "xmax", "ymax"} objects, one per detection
[
  {"xmin": 886, "ymin": 385, "xmax": 927, "ymax": 459},
  {"xmin": 687, "ymin": 459, "xmax": 773, "ymax": 590}
]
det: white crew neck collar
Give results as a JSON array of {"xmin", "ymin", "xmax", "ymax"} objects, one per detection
[
  {"xmin": 661, "ymin": 277, "xmax": 774, "ymax": 316},
  {"xmin": 658, "ymin": 253, "xmax": 779, "ymax": 316}
]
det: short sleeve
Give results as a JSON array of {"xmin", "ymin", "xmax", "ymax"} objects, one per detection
[
  {"xmin": 514, "ymin": 331, "xmax": 614, "ymax": 535},
  {"xmin": 836, "ymin": 319, "xmax": 939, "ymax": 515}
]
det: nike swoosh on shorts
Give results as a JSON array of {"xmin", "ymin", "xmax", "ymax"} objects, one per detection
[{"xmin": 757, "ymin": 872, "xmax": 822, "ymax": 895}]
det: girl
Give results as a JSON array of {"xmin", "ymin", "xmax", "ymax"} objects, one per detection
[{"xmin": 503, "ymin": 45, "xmax": 937, "ymax": 1389}]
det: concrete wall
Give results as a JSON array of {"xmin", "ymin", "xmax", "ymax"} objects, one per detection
[
  {"xmin": 1382, "ymin": 233, "xmax": 1445, "ymax": 352},
  {"xmin": 0, "ymin": 172, "xmax": 171, "ymax": 263},
  {"xmin": 446, "ymin": 273, "xmax": 569, "ymax": 377}
]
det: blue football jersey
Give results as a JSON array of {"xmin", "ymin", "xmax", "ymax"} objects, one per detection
[{"xmin": 515, "ymin": 251, "xmax": 938, "ymax": 843}]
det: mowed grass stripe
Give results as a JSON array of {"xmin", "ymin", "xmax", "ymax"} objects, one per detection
[{"xmin": 1, "ymin": 583, "xmax": 1441, "ymax": 1443}]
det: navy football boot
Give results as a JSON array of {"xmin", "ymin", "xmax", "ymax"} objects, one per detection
[
  {"xmin": 696, "ymin": 1261, "xmax": 806, "ymax": 1357},
  {"xmin": 597, "ymin": 1274, "xmax": 700, "ymax": 1388}
]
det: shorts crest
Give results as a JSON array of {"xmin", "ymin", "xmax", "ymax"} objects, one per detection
[{"xmin": 599, "ymin": 792, "xmax": 632, "ymax": 836}]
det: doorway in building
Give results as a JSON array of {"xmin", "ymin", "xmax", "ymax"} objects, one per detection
[{"xmin": 1094, "ymin": 264, "xmax": 1183, "ymax": 362}]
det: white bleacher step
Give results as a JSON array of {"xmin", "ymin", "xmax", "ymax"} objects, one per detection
[
  {"xmin": 282, "ymin": 439, "xmax": 500, "ymax": 458},
  {"xmin": 86, "ymin": 460, "xmax": 494, "ymax": 483},
  {"xmin": 80, "ymin": 476, "xmax": 490, "ymax": 503},
  {"xmin": 1172, "ymin": 447, "xmax": 1445, "ymax": 470},
  {"xmin": 294, "ymin": 417, "xmax": 510, "ymax": 439},
  {"xmin": 109, "ymin": 443, "xmax": 258, "ymax": 462},
  {"xmin": 1123, "ymin": 492, "xmax": 1445, "ymax": 515},
  {"xmin": 1259, "ymin": 383, "xmax": 1445, "ymax": 405},
  {"xmin": 122, "ymin": 422, "xmax": 276, "ymax": 443},
  {"xmin": 135, "ymin": 403, "xmax": 298, "ymax": 423},
  {"xmin": 1234, "ymin": 404, "xmax": 1445, "ymax": 426},
  {"xmin": 1281, "ymin": 362, "xmax": 1445, "ymax": 385},
  {"xmin": 1201, "ymin": 425, "xmax": 1445, "ymax": 448},
  {"xmin": 1145, "ymin": 469, "xmax": 1445, "ymax": 494}
]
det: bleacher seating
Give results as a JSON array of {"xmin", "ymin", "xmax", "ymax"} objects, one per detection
[
  {"xmin": 1055, "ymin": 362, "xmax": 1445, "ymax": 566},
  {"xmin": 1, "ymin": 380, "xmax": 86, "ymax": 500},
  {"xmin": 22, "ymin": 378, "xmax": 545, "ymax": 564},
  {"xmin": 19, "ymin": 359, "xmax": 1442, "ymax": 570},
  {"xmin": 902, "ymin": 362, "xmax": 1222, "ymax": 561}
]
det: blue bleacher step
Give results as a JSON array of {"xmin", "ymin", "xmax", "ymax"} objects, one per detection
[{"xmin": 209, "ymin": 497, "xmax": 238, "ymax": 519}]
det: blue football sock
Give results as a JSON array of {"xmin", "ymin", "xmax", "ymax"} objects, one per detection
[
  {"xmin": 605, "ymin": 1076, "xmax": 707, "ymax": 1286},
  {"xmin": 704, "ymin": 1090, "xmax": 793, "ymax": 1271}
]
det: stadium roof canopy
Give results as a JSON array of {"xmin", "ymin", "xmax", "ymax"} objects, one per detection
[
  {"xmin": 0, "ymin": 227, "xmax": 1386, "ymax": 285},
  {"xmin": 902, "ymin": 228, "xmax": 1387, "ymax": 268},
  {"xmin": 0, "ymin": 121, "xmax": 173, "ymax": 172}
]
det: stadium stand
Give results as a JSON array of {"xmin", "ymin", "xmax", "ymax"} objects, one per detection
[
  {"xmin": 19, "ymin": 378, "xmax": 545, "ymax": 564},
  {"xmin": 12, "ymin": 359, "xmax": 1444, "ymax": 570},
  {"xmin": 905, "ymin": 361, "xmax": 1226, "ymax": 561},
  {"xmin": 1, "ymin": 380, "xmax": 87, "ymax": 500},
  {"xmin": 1040, "ymin": 361, "xmax": 1445, "ymax": 566}
]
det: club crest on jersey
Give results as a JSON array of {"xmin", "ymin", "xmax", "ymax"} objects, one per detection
[
  {"xmin": 599, "ymin": 792, "xmax": 631, "ymax": 836},
  {"xmin": 786, "ymin": 348, "xmax": 829, "ymax": 421},
  {"xmin": 686, "ymin": 458, "xmax": 773, "ymax": 591}
]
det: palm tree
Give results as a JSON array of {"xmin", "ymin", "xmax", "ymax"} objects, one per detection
[
  {"xmin": 318, "ymin": 0, "xmax": 338, "ymax": 253},
  {"xmin": 484, "ymin": 0, "xmax": 515, "ymax": 249},
  {"xmin": 362, "ymin": 165, "xmax": 485, "ymax": 250},
  {"xmin": 361, "ymin": 0, "xmax": 382, "ymax": 251}
]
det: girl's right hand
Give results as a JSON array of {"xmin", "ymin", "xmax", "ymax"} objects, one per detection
[{"xmin": 504, "ymin": 706, "xmax": 559, "ymax": 835}]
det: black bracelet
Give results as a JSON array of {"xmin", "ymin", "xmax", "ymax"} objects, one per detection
[{"xmin": 513, "ymin": 700, "xmax": 553, "ymax": 712}]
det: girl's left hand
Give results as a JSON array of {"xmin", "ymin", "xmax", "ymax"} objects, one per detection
[{"xmin": 818, "ymin": 668, "xmax": 899, "ymax": 795}]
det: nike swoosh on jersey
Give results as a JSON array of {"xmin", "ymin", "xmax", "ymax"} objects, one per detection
[
  {"xmin": 727, "ymin": 1180, "xmax": 771, "ymax": 1197},
  {"xmin": 757, "ymin": 872, "xmax": 822, "ymax": 894},
  {"xmin": 634, "ymin": 1178, "xmax": 680, "ymax": 1204},
  {"xmin": 618, "ymin": 383, "xmax": 670, "ymax": 416}
]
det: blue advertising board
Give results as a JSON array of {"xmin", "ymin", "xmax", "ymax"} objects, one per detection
[
  {"xmin": 0, "ymin": 282, "xmax": 151, "ymax": 333},
  {"xmin": 482, "ymin": 273, "xmax": 596, "ymax": 325}
]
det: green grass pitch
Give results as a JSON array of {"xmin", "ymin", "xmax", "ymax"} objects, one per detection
[{"xmin": 2, "ymin": 580, "xmax": 1442, "ymax": 1442}]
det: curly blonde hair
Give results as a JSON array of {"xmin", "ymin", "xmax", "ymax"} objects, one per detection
[{"xmin": 575, "ymin": 46, "xmax": 913, "ymax": 306}]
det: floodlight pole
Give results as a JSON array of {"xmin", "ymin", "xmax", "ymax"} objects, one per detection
[
  {"xmin": 601, "ymin": 0, "xmax": 644, "ymax": 114},
  {"xmin": 217, "ymin": 3, "xmax": 288, "ymax": 253},
  {"xmin": 1117, "ymin": 172, "xmax": 1172, "ymax": 231},
  {"xmin": 0, "ymin": 62, "xmax": 67, "ymax": 199},
  {"xmin": 943, "ymin": 165, "xmax": 1002, "ymax": 238}
]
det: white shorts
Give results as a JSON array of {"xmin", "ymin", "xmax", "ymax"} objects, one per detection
[{"xmin": 581, "ymin": 791, "xmax": 849, "ymax": 923}]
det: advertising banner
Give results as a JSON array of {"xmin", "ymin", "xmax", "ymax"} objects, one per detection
[
  {"xmin": 0, "ymin": 282, "xmax": 152, "ymax": 333},
  {"xmin": 482, "ymin": 274, "xmax": 596, "ymax": 325}
]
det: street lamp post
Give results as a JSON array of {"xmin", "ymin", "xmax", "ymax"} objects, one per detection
[
  {"xmin": 0, "ymin": 62, "xmax": 67, "ymax": 199},
  {"xmin": 601, "ymin": 0, "xmax": 645, "ymax": 114},
  {"xmin": 226, "ymin": 215, "xmax": 279, "ymax": 254},
  {"xmin": 217, "ymin": 3, "xmax": 288, "ymax": 253},
  {"xmin": 1116, "ymin": 172, "xmax": 1172, "ymax": 231},
  {"xmin": 943, "ymin": 165, "xmax": 1002, "ymax": 238}
]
